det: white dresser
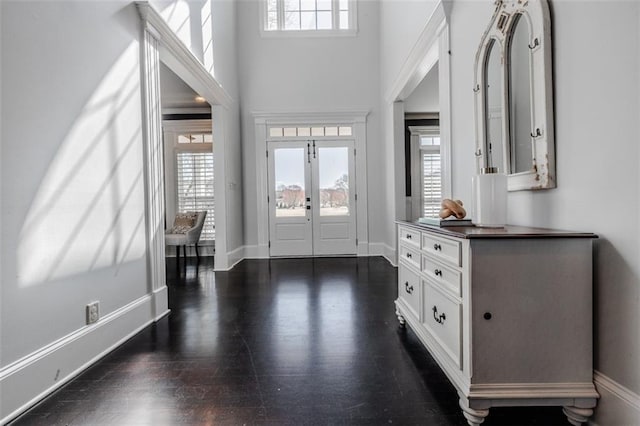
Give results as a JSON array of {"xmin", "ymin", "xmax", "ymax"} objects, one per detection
[{"xmin": 395, "ymin": 221, "xmax": 599, "ymax": 426}]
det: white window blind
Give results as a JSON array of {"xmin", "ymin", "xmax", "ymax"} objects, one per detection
[
  {"xmin": 422, "ymin": 151, "xmax": 442, "ymax": 218},
  {"xmin": 176, "ymin": 152, "xmax": 215, "ymax": 241},
  {"xmin": 419, "ymin": 135, "xmax": 442, "ymax": 218}
]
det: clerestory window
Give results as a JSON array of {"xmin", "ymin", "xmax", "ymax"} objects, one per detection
[{"xmin": 262, "ymin": 0, "xmax": 356, "ymax": 36}]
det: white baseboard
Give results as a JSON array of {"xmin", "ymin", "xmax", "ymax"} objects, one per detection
[
  {"xmin": 243, "ymin": 244, "xmax": 269, "ymax": 259},
  {"xmin": 369, "ymin": 242, "xmax": 397, "ymax": 266},
  {"xmin": 219, "ymin": 243, "xmax": 397, "ymax": 270},
  {"xmin": 152, "ymin": 285, "xmax": 170, "ymax": 320},
  {"xmin": 591, "ymin": 370, "xmax": 640, "ymax": 425},
  {"xmin": 225, "ymin": 245, "xmax": 245, "ymax": 270},
  {"xmin": 165, "ymin": 244, "xmax": 215, "ymax": 257},
  {"xmin": 0, "ymin": 294, "xmax": 158, "ymax": 424}
]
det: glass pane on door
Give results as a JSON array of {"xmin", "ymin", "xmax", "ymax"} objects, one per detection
[
  {"xmin": 274, "ymin": 148, "xmax": 306, "ymax": 217},
  {"xmin": 318, "ymin": 147, "xmax": 349, "ymax": 216}
]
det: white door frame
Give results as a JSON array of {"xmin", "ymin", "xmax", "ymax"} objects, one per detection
[
  {"xmin": 136, "ymin": 1, "xmax": 234, "ymax": 311},
  {"xmin": 384, "ymin": 1, "xmax": 452, "ymax": 223},
  {"xmin": 266, "ymin": 139, "xmax": 357, "ymax": 257},
  {"xmin": 162, "ymin": 119, "xmax": 215, "ymax": 256},
  {"xmin": 253, "ymin": 111, "xmax": 369, "ymax": 258}
]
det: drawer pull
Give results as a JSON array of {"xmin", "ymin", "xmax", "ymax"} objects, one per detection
[
  {"xmin": 405, "ymin": 282, "xmax": 414, "ymax": 294},
  {"xmin": 433, "ymin": 243, "xmax": 442, "ymax": 251},
  {"xmin": 434, "ymin": 269, "xmax": 442, "ymax": 277},
  {"xmin": 432, "ymin": 306, "xmax": 446, "ymax": 324},
  {"xmin": 406, "ymin": 252, "xmax": 413, "ymax": 259},
  {"xmin": 406, "ymin": 234, "xmax": 412, "ymax": 240},
  {"xmin": 484, "ymin": 312, "xmax": 492, "ymax": 320}
]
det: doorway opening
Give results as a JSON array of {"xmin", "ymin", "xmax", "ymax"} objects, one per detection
[
  {"xmin": 253, "ymin": 112, "xmax": 369, "ymax": 259},
  {"xmin": 159, "ymin": 63, "xmax": 215, "ymax": 259}
]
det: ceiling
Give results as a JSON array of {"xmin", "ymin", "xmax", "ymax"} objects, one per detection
[{"xmin": 159, "ymin": 62, "xmax": 211, "ymax": 111}]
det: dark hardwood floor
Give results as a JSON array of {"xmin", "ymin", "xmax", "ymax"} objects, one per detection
[{"xmin": 11, "ymin": 256, "xmax": 569, "ymax": 425}]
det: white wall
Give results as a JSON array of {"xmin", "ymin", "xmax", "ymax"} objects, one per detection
[
  {"xmin": 237, "ymin": 0, "xmax": 382, "ymax": 251},
  {"xmin": 0, "ymin": 1, "xmax": 153, "ymax": 421},
  {"xmin": 404, "ymin": 63, "xmax": 439, "ymax": 113},
  {"xmin": 446, "ymin": 1, "xmax": 640, "ymax": 423},
  {"xmin": 0, "ymin": 0, "xmax": 244, "ymax": 419},
  {"xmin": 150, "ymin": 0, "xmax": 244, "ymax": 265},
  {"xmin": 150, "ymin": 0, "xmax": 214, "ymax": 72},
  {"xmin": 379, "ymin": 0, "xmax": 440, "ymax": 94},
  {"xmin": 211, "ymin": 0, "xmax": 244, "ymax": 259},
  {"xmin": 379, "ymin": 0, "xmax": 439, "ymax": 251}
]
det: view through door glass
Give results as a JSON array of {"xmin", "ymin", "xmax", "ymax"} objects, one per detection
[
  {"xmin": 274, "ymin": 148, "xmax": 306, "ymax": 217},
  {"xmin": 318, "ymin": 147, "xmax": 350, "ymax": 217}
]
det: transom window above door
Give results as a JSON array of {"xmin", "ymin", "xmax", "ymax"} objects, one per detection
[
  {"xmin": 269, "ymin": 125, "xmax": 352, "ymax": 138},
  {"xmin": 262, "ymin": 0, "xmax": 357, "ymax": 36}
]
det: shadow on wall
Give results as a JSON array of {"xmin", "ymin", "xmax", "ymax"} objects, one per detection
[
  {"xmin": 16, "ymin": 42, "xmax": 147, "ymax": 288},
  {"xmin": 154, "ymin": 0, "xmax": 215, "ymax": 74},
  {"xmin": 593, "ymin": 237, "xmax": 639, "ymax": 383}
]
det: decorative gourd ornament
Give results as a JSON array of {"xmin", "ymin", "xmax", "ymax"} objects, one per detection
[{"xmin": 439, "ymin": 199, "xmax": 467, "ymax": 219}]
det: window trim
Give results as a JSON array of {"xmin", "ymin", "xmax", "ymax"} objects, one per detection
[
  {"xmin": 175, "ymin": 147, "xmax": 215, "ymax": 242},
  {"xmin": 162, "ymin": 120, "xmax": 216, "ymax": 245},
  {"xmin": 409, "ymin": 125, "xmax": 445, "ymax": 220},
  {"xmin": 259, "ymin": 0, "xmax": 358, "ymax": 38}
]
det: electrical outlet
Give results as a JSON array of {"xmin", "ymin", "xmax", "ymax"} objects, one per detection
[{"xmin": 86, "ymin": 301, "xmax": 99, "ymax": 325}]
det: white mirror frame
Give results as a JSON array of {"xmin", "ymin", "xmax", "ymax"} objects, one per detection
[{"xmin": 473, "ymin": 0, "xmax": 555, "ymax": 191}]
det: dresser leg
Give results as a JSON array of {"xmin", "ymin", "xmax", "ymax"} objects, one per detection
[
  {"xmin": 562, "ymin": 406, "xmax": 594, "ymax": 425},
  {"xmin": 395, "ymin": 306, "xmax": 406, "ymax": 327},
  {"xmin": 459, "ymin": 399, "xmax": 489, "ymax": 426}
]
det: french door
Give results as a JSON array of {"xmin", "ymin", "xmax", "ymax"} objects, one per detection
[{"xmin": 267, "ymin": 140, "xmax": 356, "ymax": 256}]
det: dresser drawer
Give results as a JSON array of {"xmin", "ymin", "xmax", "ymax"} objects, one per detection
[
  {"xmin": 399, "ymin": 244, "xmax": 421, "ymax": 270},
  {"xmin": 422, "ymin": 232, "xmax": 462, "ymax": 267},
  {"xmin": 423, "ymin": 282, "xmax": 462, "ymax": 369},
  {"xmin": 398, "ymin": 265, "xmax": 421, "ymax": 320},
  {"xmin": 422, "ymin": 256, "xmax": 462, "ymax": 297},
  {"xmin": 399, "ymin": 226, "xmax": 421, "ymax": 249}
]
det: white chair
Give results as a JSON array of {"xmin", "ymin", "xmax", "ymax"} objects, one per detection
[{"xmin": 165, "ymin": 211, "xmax": 207, "ymax": 260}]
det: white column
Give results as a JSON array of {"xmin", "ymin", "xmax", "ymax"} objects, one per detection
[{"xmin": 140, "ymin": 26, "xmax": 169, "ymax": 320}]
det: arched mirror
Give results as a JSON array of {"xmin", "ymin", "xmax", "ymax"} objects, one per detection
[{"xmin": 474, "ymin": 0, "xmax": 555, "ymax": 190}]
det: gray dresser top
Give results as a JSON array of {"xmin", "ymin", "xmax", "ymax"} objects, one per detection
[{"xmin": 397, "ymin": 221, "xmax": 597, "ymax": 239}]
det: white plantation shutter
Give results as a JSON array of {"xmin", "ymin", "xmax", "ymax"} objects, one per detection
[
  {"xmin": 176, "ymin": 151, "xmax": 215, "ymax": 241},
  {"xmin": 422, "ymin": 151, "xmax": 442, "ymax": 218},
  {"xmin": 409, "ymin": 126, "xmax": 447, "ymax": 221}
]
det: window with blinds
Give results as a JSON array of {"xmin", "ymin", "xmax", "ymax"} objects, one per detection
[
  {"xmin": 176, "ymin": 151, "xmax": 215, "ymax": 241},
  {"xmin": 420, "ymin": 136, "xmax": 442, "ymax": 218}
]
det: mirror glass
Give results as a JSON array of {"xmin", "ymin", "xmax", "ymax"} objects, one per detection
[
  {"xmin": 484, "ymin": 39, "xmax": 504, "ymax": 171},
  {"xmin": 508, "ymin": 14, "xmax": 533, "ymax": 173},
  {"xmin": 473, "ymin": 0, "xmax": 555, "ymax": 190}
]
